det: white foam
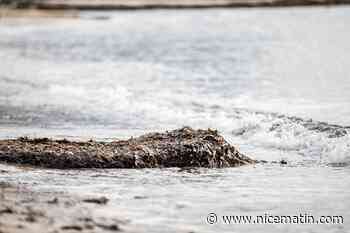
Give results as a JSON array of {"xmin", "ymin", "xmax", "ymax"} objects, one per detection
[{"xmin": 230, "ymin": 110, "xmax": 350, "ymax": 165}]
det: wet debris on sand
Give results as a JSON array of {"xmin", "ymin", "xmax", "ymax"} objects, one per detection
[
  {"xmin": 279, "ymin": 159, "xmax": 288, "ymax": 165},
  {"xmin": 0, "ymin": 185, "xmax": 126, "ymax": 233},
  {"xmin": 47, "ymin": 197, "xmax": 59, "ymax": 204},
  {"xmin": 0, "ymin": 127, "xmax": 254, "ymax": 169},
  {"xmin": 133, "ymin": 195, "xmax": 148, "ymax": 200},
  {"xmin": 95, "ymin": 223, "xmax": 120, "ymax": 231},
  {"xmin": 61, "ymin": 225, "xmax": 83, "ymax": 231},
  {"xmin": 0, "ymin": 206, "xmax": 15, "ymax": 215},
  {"xmin": 82, "ymin": 197, "xmax": 109, "ymax": 205},
  {"xmin": 23, "ymin": 207, "xmax": 45, "ymax": 223}
]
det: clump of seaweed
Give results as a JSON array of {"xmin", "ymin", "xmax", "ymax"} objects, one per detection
[{"xmin": 0, "ymin": 127, "xmax": 254, "ymax": 169}]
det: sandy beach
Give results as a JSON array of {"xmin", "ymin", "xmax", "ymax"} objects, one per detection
[
  {"xmin": 2, "ymin": 0, "xmax": 350, "ymax": 11},
  {"xmin": 0, "ymin": 181, "xmax": 126, "ymax": 233},
  {"xmin": 34, "ymin": 0, "xmax": 350, "ymax": 9},
  {"xmin": 0, "ymin": 8, "xmax": 77, "ymax": 18}
]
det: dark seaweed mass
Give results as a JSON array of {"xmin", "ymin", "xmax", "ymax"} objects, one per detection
[{"xmin": 0, "ymin": 127, "xmax": 254, "ymax": 169}]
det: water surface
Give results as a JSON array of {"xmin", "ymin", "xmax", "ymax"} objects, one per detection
[{"xmin": 0, "ymin": 6, "xmax": 350, "ymax": 232}]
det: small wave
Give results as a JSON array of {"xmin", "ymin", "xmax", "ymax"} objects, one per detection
[{"xmin": 230, "ymin": 108, "xmax": 350, "ymax": 165}]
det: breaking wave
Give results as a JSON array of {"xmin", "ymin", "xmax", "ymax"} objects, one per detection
[{"xmin": 230, "ymin": 109, "xmax": 350, "ymax": 166}]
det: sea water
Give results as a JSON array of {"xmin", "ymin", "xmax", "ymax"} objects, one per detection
[{"xmin": 0, "ymin": 6, "xmax": 349, "ymax": 232}]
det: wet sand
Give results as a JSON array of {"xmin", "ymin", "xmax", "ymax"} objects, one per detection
[
  {"xmin": 0, "ymin": 182, "xmax": 126, "ymax": 233},
  {"xmin": 1, "ymin": 0, "xmax": 349, "ymax": 19},
  {"xmin": 31, "ymin": 0, "xmax": 350, "ymax": 9},
  {"xmin": 1, "ymin": 0, "xmax": 350, "ymax": 12}
]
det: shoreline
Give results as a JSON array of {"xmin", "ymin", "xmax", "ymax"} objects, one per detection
[
  {"xmin": 1, "ymin": 0, "xmax": 350, "ymax": 12},
  {"xmin": 1, "ymin": 1, "xmax": 349, "ymax": 19},
  {"xmin": 36, "ymin": 2, "xmax": 350, "ymax": 10}
]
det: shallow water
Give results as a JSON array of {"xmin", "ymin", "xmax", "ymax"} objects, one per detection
[
  {"xmin": 0, "ymin": 6, "xmax": 350, "ymax": 232},
  {"xmin": 1, "ymin": 163, "xmax": 349, "ymax": 232}
]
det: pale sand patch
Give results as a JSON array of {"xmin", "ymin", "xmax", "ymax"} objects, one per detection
[{"xmin": 0, "ymin": 8, "xmax": 78, "ymax": 18}]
